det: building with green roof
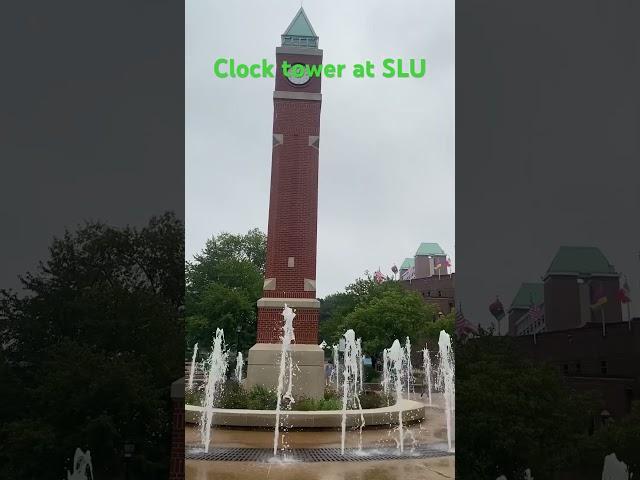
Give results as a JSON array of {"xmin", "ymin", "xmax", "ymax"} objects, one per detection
[
  {"xmin": 545, "ymin": 246, "xmax": 617, "ymax": 277},
  {"xmin": 415, "ymin": 243, "xmax": 446, "ymax": 257},
  {"xmin": 508, "ymin": 246, "xmax": 622, "ymax": 336}
]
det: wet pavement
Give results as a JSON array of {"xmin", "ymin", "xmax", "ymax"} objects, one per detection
[
  {"xmin": 186, "ymin": 457, "xmax": 454, "ymax": 479},
  {"xmin": 185, "ymin": 394, "xmax": 454, "ymax": 479}
]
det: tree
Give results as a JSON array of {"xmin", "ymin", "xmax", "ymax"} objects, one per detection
[
  {"xmin": 318, "ymin": 274, "xmax": 454, "ymax": 367},
  {"xmin": 185, "ymin": 229, "xmax": 266, "ymax": 355},
  {"xmin": 0, "ymin": 212, "xmax": 183, "ymax": 479},
  {"xmin": 338, "ymin": 280, "xmax": 442, "ymax": 366},
  {"xmin": 455, "ymin": 336, "xmax": 597, "ymax": 479}
]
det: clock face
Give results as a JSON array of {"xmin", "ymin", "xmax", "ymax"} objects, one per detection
[{"xmin": 288, "ymin": 63, "xmax": 310, "ymax": 86}]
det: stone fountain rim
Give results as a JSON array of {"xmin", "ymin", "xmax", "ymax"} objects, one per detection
[
  {"xmin": 184, "ymin": 399, "xmax": 432, "ymax": 428},
  {"xmin": 186, "ymin": 398, "xmax": 433, "ymax": 415}
]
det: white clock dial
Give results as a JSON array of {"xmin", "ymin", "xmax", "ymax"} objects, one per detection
[{"xmin": 288, "ymin": 63, "xmax": 310, "ymax": 85}]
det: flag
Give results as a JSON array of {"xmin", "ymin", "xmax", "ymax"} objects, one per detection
[
  {"xmin": 528, "ymin": 301, "xmax": 543, "ymax": 324},
  {"xmin": 374, "ymin": 268, "xmax": 385, "ymax": 284},
  {"xmin": 391, "ymin": 264, "xmax": 398, "ymax": 275},
  {"xmin": 616, "ymin": 288, "xmax": 631, "ymax": 304},
  {"xmin": 455, "ymin": 307, "xmax": 477, "ymax": 337},
  {"xmin": 590, "ymin": 282, "xmax": 608, "ymax": 309},
  {"xmin": 445, "ymin": 257, "xmax": 452, "ymax": 268},
  {"xmin": 489, "ymin": 297, "xmax": 505, "ymax": 320}
]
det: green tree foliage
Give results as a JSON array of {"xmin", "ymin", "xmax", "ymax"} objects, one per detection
[
  {"xmin": 455, "ymin": 336, "xmax": 598, "ymax": 479},
  {"xmin": 185, "ymin": 229, "xmax": 266, "ymax": 354},
  {"xmin": 319, "ymin": 274, "xmax": 453, "ymax": 366},
  {"xmin": 0, "ymin": 212, "xmax": 183, "ymax": 479},
  {"xmin": 577, "ymin": 400, "xmax": 640, "ymax": 476}
]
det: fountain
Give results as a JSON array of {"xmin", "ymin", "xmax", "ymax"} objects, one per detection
[
  {"xmin": 333, "ymin": 343, "xmax": 340, "ymax": 391},
  {"xmin": 200, "ymin": 328, "xmax": 229, "ymax": 453},
  {"xmin": 386, "ymin": 339, "xmax": 406, "ymax": 452},
  {"xmin": 66, "ymin": 448, "xmax": 93, "ymax": 480},
  {"xmin": 437, "ymin": 330, "xmax": 455, "ymax": 452},
  {"xmin": 405, "ymin": 337, "xmax": 413, "ymax": 395},
  {"xmin": 185, "ymin": 311, "xmax": 448, "ymax": 467},
  {"xmin": 273, "ymin": 304, "xmax": 296, "ymax": 456},
  {"xmin": 356, "ymin": 337, "xmax": 364, "ymax": 393},
  {"xmin": 422, "ymin": 347, "xmax": 432, "ymax": 406},
  {"xmin": 188, "ymin": 342, "xmax": 198, "ymax": 391},
  {"xmin": 340, "ymin": 329, "xmax": 365, "ymax": 454},
  {"xmin": 602, "ymin": 453, "xmax": 630, "ymax": 479},
  {"xmin": 381, "ymin": 348, "xmax": 390, "ymax": 396},
  {"xmin": 235, "ymin": 352, "xmax": 244, "ymax": 382}
]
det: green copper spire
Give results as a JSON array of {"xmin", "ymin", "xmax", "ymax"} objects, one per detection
[{"xmin": 281, "ymin": 7, "xmax": 318, "ymax": 48}]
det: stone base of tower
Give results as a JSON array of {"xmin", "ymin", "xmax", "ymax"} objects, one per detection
[
  {"xmin": 247, "ymin": 297, "xmax": 324, "ymax": 400},
  {"xmin": 245, "ymin": 343, "xmax": 325, "ymax": 400}
]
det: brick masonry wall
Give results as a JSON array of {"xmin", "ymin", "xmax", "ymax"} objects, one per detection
[
  {"xmin": 512, "ymin": 320, "xmax": 640, "ymax": 418},
  {"xmin": 399, "ymin": 274, "xmax": 455, "ymax": 314},
  {"xmin": 258, "ymin": 47, "xmax": 323, "ymax": 344},
  {"xmin": 257, "ymin": 307, "xmax": 319, "ymax": 344},
  {"xmin": 169, "ymin": 397, "xmax": 184, "ymax": 480}
]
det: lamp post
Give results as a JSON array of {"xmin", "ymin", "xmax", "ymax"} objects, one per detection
[
  {"xmin": 236, "ymin": 324, "xmax": 242, "ymax": 353},
  {"xmin": 123, "ymin": 441, "xmax": 134, "ymax": 480}
]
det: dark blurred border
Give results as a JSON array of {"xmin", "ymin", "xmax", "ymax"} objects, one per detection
[
  {"xmin": 456, "ymin": 1, "xmax": 639, "ymax": 478},
  {"xmin": 1, "ymin": 1, "xmax": 184, "ymax": 479}
]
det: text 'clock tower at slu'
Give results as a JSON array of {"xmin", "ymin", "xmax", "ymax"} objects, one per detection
[{"xmin": 245, "ymin": 8, "xmax": 326, "ymax": 399}]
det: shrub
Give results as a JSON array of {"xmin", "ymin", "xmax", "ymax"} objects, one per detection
[
  {"xmin": 324, "ymin": 386, "xmax": 339, "ymax": 401},
  {"xmin": 358, "ymin": 391, "xmax": 393, "ymax": 409},
  {"xmin": 246, "ymin": 385, "xmax": 277, "ymax": 410},
  {"xmin": 363, "ymin": 365, "xmax": 380, "ymax": 383},
  {"xmin": 292, "ymin": 397, "xmax": 342, "ymax": 411},
  {"xmin": 219, "ymin": 380, "xmax": 247, "ymax": 409}
]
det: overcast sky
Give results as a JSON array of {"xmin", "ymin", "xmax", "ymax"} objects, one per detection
[
  {"xmin": 186, "ymin": 0, "xmax": 455, "ymax": 297},
  {"xmin": 456, "ymin": 1, "xmax": 640, "ymax": 325}
]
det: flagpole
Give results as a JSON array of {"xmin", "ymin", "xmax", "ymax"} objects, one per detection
[
  {"xmin": 627, "ymin": 302, "xmax": 632, "ymax": 331},
  {"xmin": 601, "ymin": 306, "xmax": 606, "ymax": 337}
]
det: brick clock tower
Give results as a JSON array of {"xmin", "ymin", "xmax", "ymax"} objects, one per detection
[{"xmin": 245, "ymin": 8, "xmax": 325, "ymax": 399}]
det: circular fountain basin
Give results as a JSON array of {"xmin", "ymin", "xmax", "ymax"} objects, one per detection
[{"xmin": 185, "ymin": 399, "xmax": 430, "ymax": 428}]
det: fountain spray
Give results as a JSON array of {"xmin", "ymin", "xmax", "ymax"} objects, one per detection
[
  {"xmin": 200, "ymin": 328, "xmax": 229, "ymax": 453},
  {"xmin": 66, "ymin": 448, "xmax": 94, "ymax": 480},
  {"xmin": 333, "ymin": 343, "xmax": 340, "ymax": 391},
  {"xmin": 235, "ymin": 351, "xmax": 244, "ymax": 382},
  {"xmin": 405, "ymin": 337, "xmax": 413, "ymax": 396},
  {"xmin": 273, "ymin": 304, "xmax": 296, "ymax": 456},
  {"xmin": 387, "ymin": 339, "xmax": 406, "ymax": 452},
  {"xmin": 356, "ymin": 337, "xmax": 364, "ymax": 393},
  {"xmin": 382, "ymin": 348, "xmax": 390, "ymax": 396},
  {"xmin": 437, "ymin": 330, "xmax": 455, "ymax": 452},
  {"xmin": 340, "ymin": 329, "xmax": 365, "ymax": 454},
  {"xmin": 422, "ymin": 347, "xmax": 432, "ymax": 406},
  {"xmin": 188, "ymin": 342, "xmax": 198, "ymax": 391}
]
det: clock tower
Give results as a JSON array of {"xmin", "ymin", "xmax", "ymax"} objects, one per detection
[{"xmin": 245, "ymin": 8, "xmax": 326, "ymax": 399}]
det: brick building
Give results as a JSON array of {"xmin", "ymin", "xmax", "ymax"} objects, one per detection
[
  {"xmin": 400, "ymin": 242, "xmax": 449, "ymax": 280},
  {"xmin": 508, "ymin": 246, "xmax": 624, "ymax": 337},
  {"xmin": 513, "ymin": 320, "xmax": 639, "ymax": 419},
  {"xmin": 397, "ymin": 242, "xmax": 454, "ymax": 314},
  {"xmin": 400, "ymin": 274, "xmax": 455, "ymax": 314},
  {"xmin": 505, "ymin": 246, "xmax": 637, "ymax": 420}
]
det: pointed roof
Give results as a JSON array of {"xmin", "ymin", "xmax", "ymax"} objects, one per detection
[
  {"xmin": 415, "ymin": 243, "xmax": 446, "ymax": 257},
  {"xmin": 546, "ymin": 246, "xmax": 616, "ymax": 276},
  {"xmin": 283, "ymin": 7, "xmax": 317, "ymax": 37},
  {"xmin": 281, "ymin": 8, "xmax": 318, "ymax": 48},
  {"xmin": 400, "ymin": 257, "xmax": 415, "ymax": 270},
  {"xmin": 510, "ymin": 283, "xmax": 544, "ymax": 310}
]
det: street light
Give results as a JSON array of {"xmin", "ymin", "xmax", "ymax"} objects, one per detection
[
  {"xmin": 236, "ymin": 324, "xmax": 242, "ymax": 352},
  {"xmin": 123, "ymin": 441, "xmax": 135, "ymax": 480}
]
